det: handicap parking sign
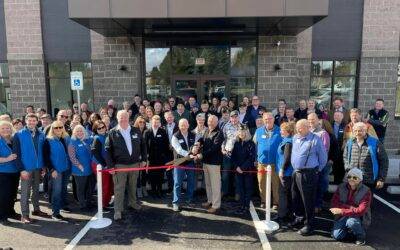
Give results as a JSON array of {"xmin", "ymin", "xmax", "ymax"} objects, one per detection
[{"xmin": 70, "ymin": 71, "xmax": 84, "ymax": 90}]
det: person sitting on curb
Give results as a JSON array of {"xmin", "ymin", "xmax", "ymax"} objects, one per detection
[{"xmin": 330, "ymin": 168, "xmax": 371, "ymax": 246}]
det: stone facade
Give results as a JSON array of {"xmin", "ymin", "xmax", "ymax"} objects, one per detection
[
  {"xmin": 91, "ymin": 34, "xmax": 142, "ymax": 109},
  {"xmin": 358, "ymin": 0, "xmax": 400, "ymax": 151},
  {"xmin": 4, "ymin": 0, "xmax": 46, "ymax": 117},
  {"xmin": 257, "ymin": 28, "xmax": 312, "ymax": 110}
]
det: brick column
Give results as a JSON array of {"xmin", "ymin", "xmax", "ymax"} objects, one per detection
[
  {"xmin": 296, "ymin": 27, "xmax": 313, "ymax": 101},
  {"xmin": 90, "ymin": 35, "xmax": 142, "ymax": 109},
  {"xmin": 358, "ymin": 0, "xmax": 400, "ymax": 150},
  {"xmin": 257, "ymin": 36, "xmax": 299, "ymax": 109},
  {"xmin": 4, "ymin": 0, "xmax": 46, "ymax": 117}
]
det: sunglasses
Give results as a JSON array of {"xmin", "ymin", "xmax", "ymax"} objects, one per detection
[
  {"xmin": 60, "ymin": 115, "xmax": 69, "ymax": 119},
  {"xmin": 138, "ymin": 121, "xmax": 146, "ymax": 124},
  {"xmin": 347, "ymin": 175, "xmax": 359, "ymax": 181},
  {"xmin": 97, "ymin": 126, "xmax": 105, "ymax": 130},
  {"xmin": 53, "ymin": 126, "xmax": 64, "ymax": 130}
]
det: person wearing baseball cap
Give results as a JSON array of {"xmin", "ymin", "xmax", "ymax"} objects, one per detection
[{"xmin": 330, "ymin": 168, "xmax": 371, "ymax": 245}]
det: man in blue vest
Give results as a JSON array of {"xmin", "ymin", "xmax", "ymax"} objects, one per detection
[
  {"xmin": 14, "ymin": 113, "xmax": 48, "ymax": 224},
  {"xmin": 343, "ymin": 122, "xmax": 388, "ymax": 189},
  {"xmin": 253, "ymin": 112, "xmax": 282, "ymax": 209}
]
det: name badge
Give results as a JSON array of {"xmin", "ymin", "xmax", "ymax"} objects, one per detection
[
  {"xmin": 261, "ymin": 135, "xmax": 267, "ymax": 139},
  {"xmin": 179, "ymin": 139, "xmax": 184, "ymax": 143},
  {"xmin": 156, "ymin": 134, "xmax": 162, "ymax": 138},
  {"xmin": 132, "ymin": 134, "xmax": 138, "ymax": 139},
  {"xmin": 296, "ymin": 139, "xmax": 301, "ymax": 143},
  {"xmin": 78, "ymin": 144, "xmax": 83, "ymax": 147}
]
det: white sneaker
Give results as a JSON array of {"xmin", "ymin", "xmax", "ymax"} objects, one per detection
[{"xmin": 172, "ymin": 204, "xmax": 181, "ymax": 212}]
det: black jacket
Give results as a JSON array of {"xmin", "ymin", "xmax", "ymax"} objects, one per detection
[
  {"xmin": 105, "ymin": 126, "xmax": 147, "ymax": 167},
  {"xmin": 201, "ymin": 127, "xmax": 224, "ymax": 165},
  {"xmin": 144, "ymin": 127, "xmax": 170, "ymax": 165},
  {"xmin": 231, "ymin": 139, "xmax": 256, "ymax": 171}
]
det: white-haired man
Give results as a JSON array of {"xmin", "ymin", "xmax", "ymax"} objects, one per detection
[{"xmin": 105, "ymin": 110, "xmax": 147, "ymax": 221}]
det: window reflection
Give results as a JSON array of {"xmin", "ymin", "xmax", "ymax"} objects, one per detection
[
  {"xmin": 310, "ymin": 60, "xmax": 357, "ymax": 109},
  {"xmin": 47, "ymin": 62, "xmax": 94, "ymax": 116},
  {"xmin": 230, "ymin": 77, "xmax": 256, "ymax": 106},
  {"xmin": 0, "ymin": 63, "xmax": 10, "ymax": 114},
  {"xmin": 231, "ymin": 47, "xmax": 256, "ymax": 76}
]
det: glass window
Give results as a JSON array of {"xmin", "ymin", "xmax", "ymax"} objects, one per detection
[
  {"xmin": 71, "ymin": 62, "xmax": 93, "ymax": 78},
  {"xmin": 172, "ymin": 46, "xmax": 229, "ymax": 75},
  {"xmin": 231, "ymin": 47, "xmax": 256, "ymax": 77},
  {"xmin": 47, "ymin": 62, "xmax": 94, "ymax": 116},
  {"xmin": 333, "ymin": 77, "xmax": 356, "ymax": 108},
  {"xmin": 310, "ymin": 77, "xmax": 332, "ymax": 109},
  {"xmin": 146, "ymin": 77, "xmax": 171, "ymax": 101},
  {"xmin": 310, "ymin": 60, "xmax": 357, "ymax": 109},
  {"xmin": 0, "ymin": 63, "xmax": 10, "ymax": 114},
  {"xmin": 48, "ymin": 63, "xmax": 69, "ymax": 78},
  {"xmin": 334, "ymin": 61, "xmax": 357, "ymax": 75},
  {"xmin": 395, "ymin": 61, "xmax": 400, "ymax": 117},
  {"xmin": 312, "ymin": 61, "xmax": 333, "ymax": 76},
  {"xmin": 49, "ymin": 79, "xmax": 71, "ymax": 115},
  {"xmin": 230, "ymin": 77, "xmax": 256, "ymax": 106}
]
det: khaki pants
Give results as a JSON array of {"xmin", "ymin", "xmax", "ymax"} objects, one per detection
[
  {"xmin": 113, "ymin": 163, "xmax": 139, "ymax": 213},
  {"xmin": 203, "ymin": 164, "xmax": 221, "ymax": 209},
  {"xmin": 257, "ymin": 163, "xmax": 279, "ymax": 205}
]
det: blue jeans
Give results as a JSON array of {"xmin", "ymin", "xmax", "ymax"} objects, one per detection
[
  {"xmin": 221, "ymin": 155, "xmax": 235, "ymax": 196},
  {"xmin": 332, "ymin": 217, "xmax": 366, "ymax": 240},
  {"xmin": 173, "ymin": 163, "xmax": 195, "ymax": 204},
  {"xmin": 50, "ymin": 171, "xmax": 69, "ymax": 215},
  {"xmin": 316, "ymin": 162, "xmax": 332, "ymax": 208}
]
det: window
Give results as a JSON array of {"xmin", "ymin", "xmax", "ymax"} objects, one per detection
[
  {"xmin": 145, "ymin": 47, "xmax": 171, "ymax": 101},
  {"xmin": 395, "ymin": 60, "xmax": 400, "ymax": 117},
  {"xmin": 47, "ymin": 62, "xmax": 94, "ymax": 116},
  {"xmin": 0, "ymin": 63, "xmax": 10, "ymax": 114},
  {"xmin": 310, "ymin": 60, "xmax": 357, "ymax": 109}
]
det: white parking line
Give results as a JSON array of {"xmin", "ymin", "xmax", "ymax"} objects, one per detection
[
  {"xmin": 64, "ymin": 213, "xmax": 98, "ymax": 250},
  {"xmin": 373, "ymin": 194, "xmax": 400, "ymax": 214},
  {"xmin": 249, "ymin": 201, "xmax": 272, "ymax": 250}
]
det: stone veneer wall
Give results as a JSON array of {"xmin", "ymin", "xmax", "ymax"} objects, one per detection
[{"xmin": 4, "ymin": 0, "xmax": 46, "ymax": 117}]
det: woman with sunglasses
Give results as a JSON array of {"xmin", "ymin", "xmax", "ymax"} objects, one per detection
[
  {"xmin": 43, "ymin": 121, "xmax": 70, "ymax": 221},
  {"xmin": 330, "ymin": 168, "xmax": 371, "ymax": 246},
  {"xmin": 68, "ymin": 125, "xmax": 94, "ymax": 211},
  {"xmin": 86, "ymin": 113, "xmax": 101, "ymax": 136},
  {"xmin": 134, "ymin": 116, "xmax": 148, "ymax": 198},
  {"xmin": 0, "ymin": 121, "xmax": 19, "ymax": 225},
  {"xmin": 231, "ymin": 124, "xmax": 256, "ymax": 215},
  {"xmin": 91, "ymin": 120, "xmax": 113, "ymax": 210}
]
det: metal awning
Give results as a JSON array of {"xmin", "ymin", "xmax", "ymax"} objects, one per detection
[{"xmin": 68, "ymin": 0, "xmax": 328, "ymax": 36}]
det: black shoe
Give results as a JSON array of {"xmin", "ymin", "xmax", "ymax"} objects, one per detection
[
  {"xmin": 0, "ymin": 219, "xmax": 10, "ymax": 226},
  {"xmin": 8, "ymin": 212, "xmax": 21, "ymax": 221},
  {"xmin": 297, "ymin": 226, "xmax": 313, "ymax": 236},
  {"xmin": 288, "ymin": 219, "xmax": 303, "ymax": 229},
  {"xmin": 234, "ymin": 207, "xmax": 245, "ymax": 215},
  {"xmin": 52, "ymin": 214, "xmax": 65, "ymax": 221}
]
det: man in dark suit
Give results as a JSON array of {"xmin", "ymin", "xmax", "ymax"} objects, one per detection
[
  {"xmin": 144, "ymin": 115, "xmax": 170, "ymax": 198},
  {"xmin": 105, "ymin": 110, "xmax": 147, "ymax": 221},
  {"xmin": 245, "ymin": 96, "xmax": 265, "ymax": 129},
  {"xmin": 332, "ymin": 111, "xmax": 346, "ymax": 183},
  {"xmin": 328, "ymin": 97, "xmax": 350, "ymax": 125}
]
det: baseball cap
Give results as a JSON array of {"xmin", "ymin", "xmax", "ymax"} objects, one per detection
[{"xmin": 230, "ymin": 110, "xmax": 239, "ymax": 117}]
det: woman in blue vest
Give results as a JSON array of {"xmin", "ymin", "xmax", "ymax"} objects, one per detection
[
  {"xmin": 276, "ymin": 122, "xmax": 295, "ymax": 223},
  {"xmin": 68, "ymin": 125, "xmax": 94, "ymax": 211},
  {"xmin": 231, "ymin": 124, "xmax": 256, "ymax": 215},
  {"xmin": 91, "ymin": 120, "xmax": 113, "ymax": 209},
  {"xmin": 0, "ymin": 121, "xmax": 19, "ymax": 225},
  {"xmin": 43, "ymin": 121, "xmax": 70, "ymax": 221}
]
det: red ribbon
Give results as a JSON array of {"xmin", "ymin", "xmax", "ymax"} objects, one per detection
[{"xmin": 99, "ymin": 165, "xmax": 271, "ymax": 174}]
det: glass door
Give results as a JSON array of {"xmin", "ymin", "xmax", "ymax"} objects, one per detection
[
  {"xmin": 172, "ymin": 76, "xmax": 199, "ymax": 102},
  {"xmin": 201, "ymin": 77, "xmax": 228, "ymax": 102}
]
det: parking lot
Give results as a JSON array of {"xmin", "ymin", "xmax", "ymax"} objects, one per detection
[{"xmin": 0, "ymin": 186, "xmax": 399, "ymax": 250}]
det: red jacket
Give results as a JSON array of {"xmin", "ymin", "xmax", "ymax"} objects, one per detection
[{"xmin": 331, "ymin": 183, "xmax": 372, "ymax": 217}]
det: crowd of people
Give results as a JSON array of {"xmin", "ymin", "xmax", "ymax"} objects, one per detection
[{"xmin": 0, "ymin": 94, "xmax": 391, "ymax": 245}]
